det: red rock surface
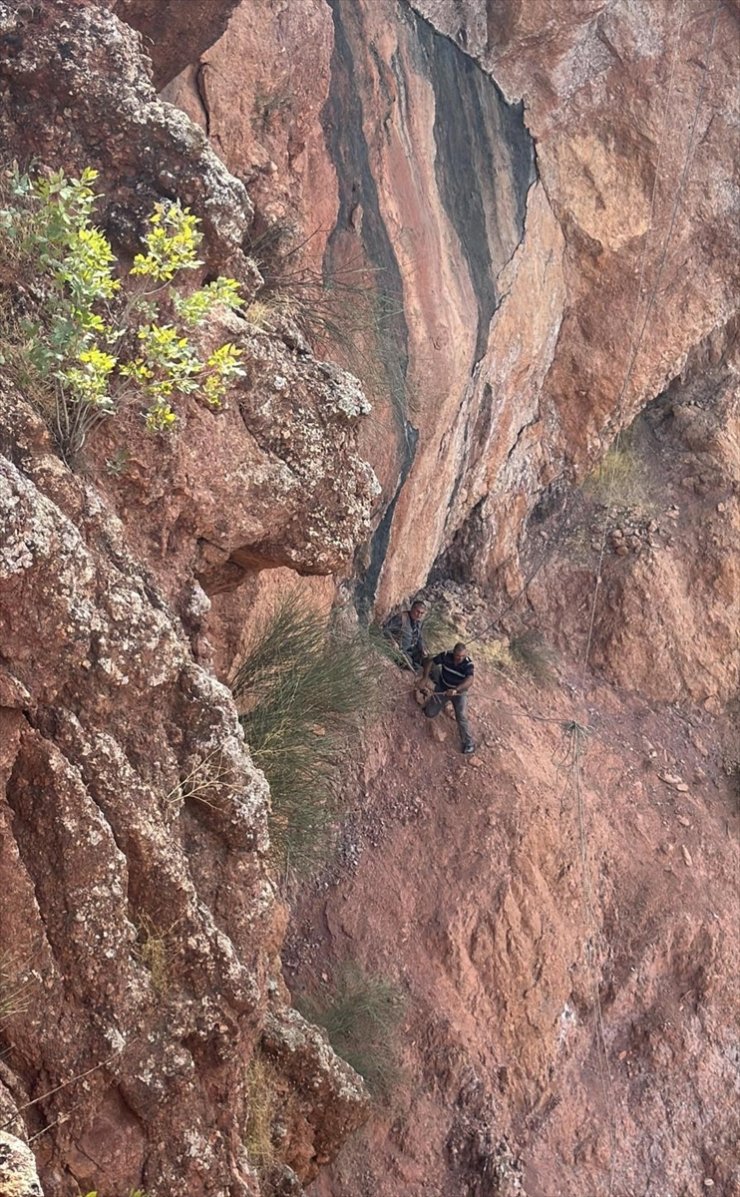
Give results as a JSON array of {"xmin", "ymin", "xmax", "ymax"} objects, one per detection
[
  {"xmin": 286, "ymin": 652, "xmax": 739, "ymax": 1197},
  {"xmin": 0, "ymin": 1, "xmax": 737, "ymax": 1195},
  {"xmin": 0, "ymin": 5, "xmax": 373, "ymax": 1195},
  {"xmin": 167, "ymin": 0, "xmax": 739, "ymax": 616}
]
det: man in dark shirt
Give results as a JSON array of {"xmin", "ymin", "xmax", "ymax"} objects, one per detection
[
  {"xmin": 421, "ymin": 642, "xmax": 475, "ymax": 754},
  {"xmin": 383, "ymin": 598, "xmax": 429, "ymax": 672}
]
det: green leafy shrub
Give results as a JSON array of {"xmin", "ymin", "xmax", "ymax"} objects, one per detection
[
  {"xmin": 296, "ymin": 964, "xmax": 405, "ymax": 1098},
  {"xmin": 0, "ymin": 165, "xmax": 244, "ymax": 460},
  {"xmin": 232, "ymin": 596, "xmax": 383, "ymax": 871}
]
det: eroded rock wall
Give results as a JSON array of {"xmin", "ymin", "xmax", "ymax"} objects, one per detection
[
  {"xmin": 0, "ymin": 3, "xmax": 373, "ymax": 1194},
  {"xmin": 167, "ymin": 0, "xmax": 739, "ymax": 619}
]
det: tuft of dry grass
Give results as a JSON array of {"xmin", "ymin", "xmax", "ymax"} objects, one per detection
[
  {"xmin": 583, "ymin": 443, "xmax": 649, "ymax": 510},
  {"xmin": 508, "ymin": 630, "xmax": 557, "ymax": 684},
  {"xmin": 132, "ymin": 915, "xmax": 178, "ymax": 993},
  {"xmin": 245, "ymin": 1052, "xmax": 280, "ymax": 1169},
  {"xmin": 0, "ymin": 949, "xmax": 35, "ymax": 1025}
]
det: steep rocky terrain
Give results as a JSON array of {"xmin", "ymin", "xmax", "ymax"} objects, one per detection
[
  {"xmin": 0, "ymin": 1, "xmax": 737, "ymax": 1196},
  {"xmin": 166, "ymin": 0, "xmax": 739, "ymax": 615},
  {"xmin": 287, "ymin": 345, "xmax": 740, "ymax": 1197}
]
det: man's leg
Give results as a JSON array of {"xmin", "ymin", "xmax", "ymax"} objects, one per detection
[{"xmin": 451, "ymin": 694, "xmax": 474, "ymax": 751}]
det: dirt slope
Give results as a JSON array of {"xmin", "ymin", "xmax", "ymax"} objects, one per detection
[{"xmin": 286, "ymin": 658, "xmax": 739, "ymax": 1197}]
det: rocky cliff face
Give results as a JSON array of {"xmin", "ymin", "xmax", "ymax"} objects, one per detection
[
  {"xmin": 166, "ymin": 0, "xmax": 739, "ymax": 619},
  {"xmin": 0, "ymin": 1, "xmax": 737, "ymax": 1195},
  {"xmin": 0, "ymin": 4, "xmax": 373, "ymax": 1195}
]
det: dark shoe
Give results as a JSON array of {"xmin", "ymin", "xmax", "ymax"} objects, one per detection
[{"xmin": 462, "ymin": 742, "xmax": 475, "ymax": 755}]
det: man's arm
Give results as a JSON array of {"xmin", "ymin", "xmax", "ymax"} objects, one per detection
[{"xmin": 447, "ymin": 665, "xmax": 474, "ymax": 696}]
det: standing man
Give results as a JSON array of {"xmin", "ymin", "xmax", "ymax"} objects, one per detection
[
  {"xmin": 383, "ymin": 597, "xmax": 429, "ymax": 673},
  {"xmin": 421, "ymin": 641, "xmax": 475, "ymax": 755}
]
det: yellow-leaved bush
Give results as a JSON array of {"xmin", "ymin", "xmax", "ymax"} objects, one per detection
[{"xmin": 0, "ymin": 166, "xmax": 245, "ymax": 459}]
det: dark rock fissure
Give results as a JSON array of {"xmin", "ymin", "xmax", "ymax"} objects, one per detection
[
  {"xmin": 322, "ymin": 0, "xmax": 417, "ymax": 616},
  {"xmin": 404, "ymin": 3, "xmax": 536, "ymax": 362},
  {"xmin": 323, "ymin": 0, "xmax": 535, "ymax": 612}
]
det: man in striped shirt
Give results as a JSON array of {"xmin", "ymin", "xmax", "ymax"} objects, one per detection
[{"xmin": 421, "ymin": 642, "xmax": 475, "ymax": 755}]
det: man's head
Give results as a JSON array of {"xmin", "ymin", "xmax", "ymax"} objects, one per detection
[
  {"xmin": 410, "ymin": 599, "xmax": 426, "ymax": 620},
  {"xmin": 452, "ymin": 641, "xmax": 467, "ymax": 663}
]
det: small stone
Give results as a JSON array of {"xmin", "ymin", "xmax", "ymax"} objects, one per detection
[
  {"xmin": 675, "ymin": 782, "xmax": 689, "ymax": 793},
  {"xmin": 615, "ymin": 543, "xmax": 629, "ymax": 557},
  {"xmin": 704, "ymin": 1180, "xmax": 715, "ymax": 1188},
  {"xmin": 612, "ymin": 528, "xmax": 624, "ymax": 540},
  {"xmin": 682, "ymin": 845, "xmax": 693, "ymax": 867},
  {"xmin": 677, "ymin": 816, "xmax": 691, "ymax": 827},
  {"xmin": 659, "ymin": 773, "xmax": 684, "ymax": 787},
  {"xmin": 648, "ymin": 519, "xmax": 659, "ymax": 531},
  {"xmin": 716, "ymin": 502, "xmax": 725, "ymax": 513}
]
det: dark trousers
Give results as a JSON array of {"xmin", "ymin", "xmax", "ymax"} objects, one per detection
[{"xmin": 423, "ymin": 669, "xmax": 473, "ymax": 749}]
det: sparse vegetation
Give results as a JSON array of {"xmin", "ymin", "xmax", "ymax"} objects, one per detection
[
  {"xmin": 0, "ymin": 950, "xmax": 34, "ymax": 1024},
  {"xmin": 0, "ymin": 164, "xmax": 244, "ymax": 461},
  {"xmin": 232, "ymin": 595, "xmax": 384, "ymax": 870},
  {"xmin": 251, "ymin": 84, "xmax": 293, "ymax": 135},
  {"xmin": 475, "ymin": 636, "xmax": 516, "ymax": 672},
  {"xmin": 132, "ymin": 915, "xmax": 178, "ymax": 993},
  {"xmin": 82, "ymin": 1190, "xmax": 147, "ymax": 1196},
  {"xmin": 583, "ymin": 441, "xmax": 648, "ymax": 510},
  {"xmin": 244, "ymin": 1052, "xmax": 280, "ymax": 1170},
  {"xmin": 246, "ymin": 223, "xmax": 408, "ymax": 425},
  {"xmin": 296, "ymin": 964, "xmax": 405, "ymax": 1098},
  {"xmin": 508, "ymin": 630, "xmax": 557, "ymax": 683},
  {"xmin": 419, "ymin": 605, "xmax": 460, "ymax": 656}
]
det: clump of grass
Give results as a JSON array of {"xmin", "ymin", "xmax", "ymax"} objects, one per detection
[
  {"xmin": 508, "ymin": 630, "xmax": 557, "ymax": 684},
  {"xmin": 475, "ymin": 637, "xmax": 516, "ymax": 671},
  {"xmin": 0, "ymin": 950, "xmax": 34, "ymax": 1024},
  {"xmin": 296, "ymin": 964, "xmax": 405, "ymax": 1098},
  {"xmin": 584, "ymin": 442, "xmax": 647, "ymax": 509},
  {"xmin": 232, "ymin": 595, "xmax": 383, "ymax": 871},
  {"xmin": 244, "ymin": 1052, "xmax": 280, "ymax": 1170},
  {"xmin": 132, "ymin": 915, "xmax": 177, "ymax": 993}
]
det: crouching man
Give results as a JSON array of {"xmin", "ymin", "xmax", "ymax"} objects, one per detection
[
  {"xmin": 421, "ymin": 642, "xmax": 475, "ymax": 755},
  {"xmin": 383, "ymin": 597, "xmax": 429, "ymax": 673}
]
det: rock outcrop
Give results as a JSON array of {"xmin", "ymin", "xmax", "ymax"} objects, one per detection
[
  {"xmin": 0, "ymin": 3, "xmax": 373, "ymax": 1194},
  {"xmin": 286, "ymin": 645, "xmax": 739, "ymax": 1197},
  {"xmin": 0, "ymin": 1133, "xmax": 43, "ymax": 1197},
  {"xmin": 166, "ymin": 0, "xmax": 739, "ymax": 615},
  {"xmin": 107, "ymin": 0, "xmax": 243, "ymax": 89},
  {"xmin": 0, "ymin": 0, "xmax": 737, "ymax": 1194}
]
